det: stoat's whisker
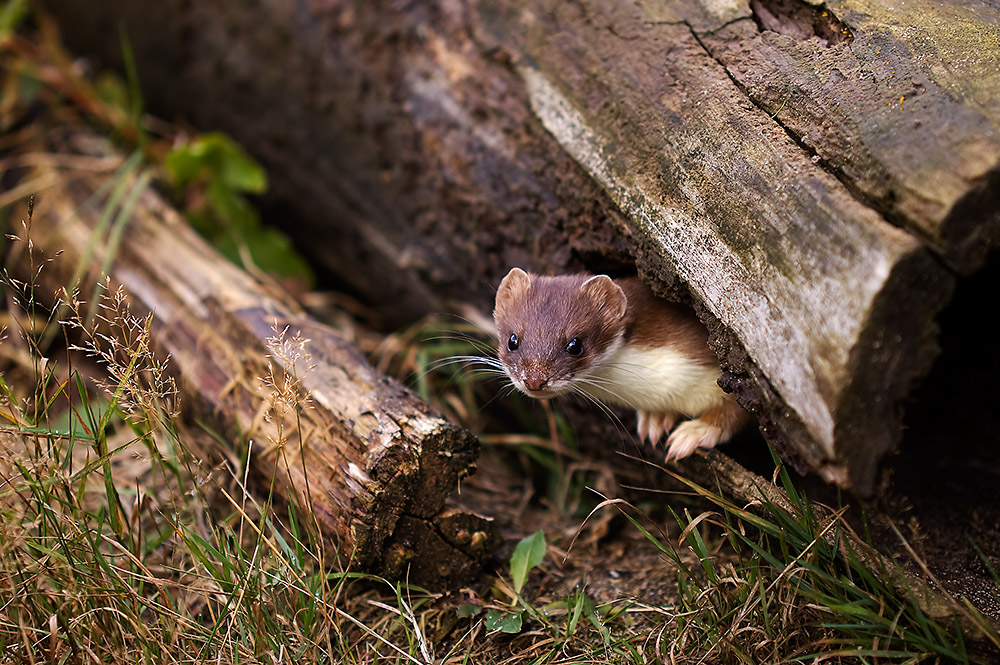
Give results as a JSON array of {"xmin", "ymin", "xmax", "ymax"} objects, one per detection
[
  {"xmin": 570, "ymin": 372, "xmax": 625, "ymax": 390},
  {"xmin": 422, "ymin": 333, "xmax": 497, "ymax": 356},
  {"xmin": 448, "ymin": 370, "xmax": 507, "ymax": 384},
  {"xmin": 402, "ymin": 354, "xmax": 509, "ymax": 396},
  {"xmin": 586, "ymin": 362, "xmax": 669, "ymax": 392},
  {"xmin": 569, "ymin": 384, "xmax": 630, "ymax": 437},
  {"xmin": 477, "ymin": 382, "xmax": 515, "ymax": 410},
  {"xmin": 425, "ymin": 355, "xmax": 505, "ymax": 372},
  {"xmin": 501, "ymin": 383, "xmax": 524, "ymax": 400},
  {"xmin": 571, "ymin": 371, "xmax": 628, "ymax": 392},
  {"xmin": 571, "ymin": 376, "xmax": 636, "ymax": 409}
]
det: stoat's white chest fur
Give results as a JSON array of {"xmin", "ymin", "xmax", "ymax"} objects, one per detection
[{"xmin": 579, "ymin": 343, "xmax": 725, "ymax": 417}]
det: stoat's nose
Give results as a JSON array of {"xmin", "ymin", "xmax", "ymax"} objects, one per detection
[{"xmin": 524, "ymin": 377, "xmax": 547, "ymax": 392}]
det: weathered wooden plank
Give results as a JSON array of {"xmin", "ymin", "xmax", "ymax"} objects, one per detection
[
  {"xmin": 10, "ymin": 132, "xmax": 499, "ymax": 588},
  {"xmin": 670, "ymin": 0, "xmax": 1000, "ymax": 270},
  {"xmin": 478, "ymin": 0, "xmax": 955, "ymax": 492}
]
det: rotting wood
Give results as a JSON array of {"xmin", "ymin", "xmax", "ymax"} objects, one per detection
[
  {"xmin": 39, "ymin": 0, "xmax": 1000, "ymax": 495},
  {"xmin": 6, "ymin": 132, "xmax": 500, "ymax": 589}
]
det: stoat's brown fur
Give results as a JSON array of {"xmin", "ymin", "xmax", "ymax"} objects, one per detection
[{"xmin": 494, "ymin": 267, "xmax": 748, "ymax": 460}]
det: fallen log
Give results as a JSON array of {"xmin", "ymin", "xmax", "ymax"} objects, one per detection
[
  {"xmin": 477, "ymin": 0, "xmax": 965, "ymax": 494},
  {"xmin": 41, "ymin": 0, "xmax": 1000, "ymax": 495},
  {"xmin": 7, "ymin": 131, "xmax": 499, "ymax": 588}
]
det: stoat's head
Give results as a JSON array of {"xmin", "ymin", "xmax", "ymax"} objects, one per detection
[{"xmin": 493, "ymin": 268, "xmax": 627, "ymax": 398}]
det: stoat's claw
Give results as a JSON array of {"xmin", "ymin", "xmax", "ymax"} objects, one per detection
[
  {"xmin": 664, "ymin": 419, "xmax": 722, "ymax": 461},
  {"xmin": 636, "ymin": 410, "xmax": 677, "ymax": 445}
]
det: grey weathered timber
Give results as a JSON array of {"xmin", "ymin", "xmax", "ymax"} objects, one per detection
[
  {"xmin": 479, "ymin": 0, "xmax": 956, "ymax": 491},
  {"xmin": 11, "ymin": 133, "xmax": 499, "ymax": 588},
  {"xmin": 40, "ymin": 0, "xmax": 1000, "ymax": 494},
  {"xmin": 688, "ymin": 0, "xmax": 1000, "ymax": 270}
]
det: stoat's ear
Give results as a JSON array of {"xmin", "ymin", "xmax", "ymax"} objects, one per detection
[
  {"xmin": 495, "ymin": 268, "xmax": 533, "ymax": 315},
  {"xmin": 580, "ymin": 274, "xmax": 627, "ymax": 321}
]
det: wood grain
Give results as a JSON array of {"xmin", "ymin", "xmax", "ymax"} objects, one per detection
[
  {"xmin": 695, "ymin": 0, "xmax": 1000, "ymax": 270},
  {"xmin": 479, "ymin": 0, "xmax": 955, "ymax": 492}
]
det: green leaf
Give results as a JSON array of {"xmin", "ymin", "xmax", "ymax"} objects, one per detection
[
  {"xmin": 510, "ymin": 530, "xmax": 546, "ymax": 594},
  {"xmin": 217, "ymin": 141, "xmax": 267, "ymax": 192},
  {"xmin": 566, "ymin": 591, "xmax": 585, "ymax": 637},
  {"xmin": 456, "ymin": 603, "xmax": 481, "ymax": 619},
  {"xmin": 164, "ymin": 147, "xmax": 204, "ymax": 186},
  {"xmin": 485, "ymin": 609, "xmax": 523, "ymax": 634},
  {"xmin": 165, "ymin": 132, "xmax": 266, "ymax": 193},
  {"xmin": 206, "ymin": 176, "xmax": 255, "ymax": 229},
  {"xmin": 587, "ymin": 603, "xmax": 612, "ymax": 645},
  {"xmin": 241, "ymin": 226, "xmax": 315, "ymax": 281},
  {"xmin": 164, "ymin": 131, "xmax": 313, "ymax": 285}
]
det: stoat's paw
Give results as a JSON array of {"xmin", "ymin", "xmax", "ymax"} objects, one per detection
[
  {"xmin": 636, "ymin": 410, "xmax": 677, "ymax": 444},
  {"xmin": 664, "ymin": 419, "xmax": 722, "ymax": 461}
]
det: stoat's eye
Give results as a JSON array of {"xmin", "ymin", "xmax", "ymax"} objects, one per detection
[
  {"xmin": 507, "ymin": 333, "xmax": 520, "ymax": 351},
  {"xmin": 565, "ymin": 338, "xmax": 583, "ymax": 356}
]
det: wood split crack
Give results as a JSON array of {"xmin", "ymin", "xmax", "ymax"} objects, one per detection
[
  {"xmin": 686, "ymin": 22, "xmax": 823, "ymax": 160},
  {"xmin": 682, "ymin": 20, "xmax": 900, "ymax": 232}
]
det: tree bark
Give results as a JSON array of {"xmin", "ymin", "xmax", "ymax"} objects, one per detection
[
  {"xmin": 477, "ymin": 0, "xmax": 963, "ymax": 494},
  {"xmin": 696, "ymin": 0, "xmax": 1000, "ymax": 270},
  {"xmin": 40, "ymin": 0, "xmax": 1000, "ymax": 495},
  {"xmin": 7, "ymin": 131, "xmax": 499, "ymax": 588}
]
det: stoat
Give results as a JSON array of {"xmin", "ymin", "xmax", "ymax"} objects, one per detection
[{"xmin": 493, "ymin": 268, "xmax": 748, "ymax": 460}]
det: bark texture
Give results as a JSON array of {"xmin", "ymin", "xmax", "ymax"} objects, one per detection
[
  {"xmin": 41, "ymin": 0, "xmax": 1000, "ymax": 494},
  {"xmin": 7, "ymin": 132, "xmax": 499, "ymax": 588}
]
